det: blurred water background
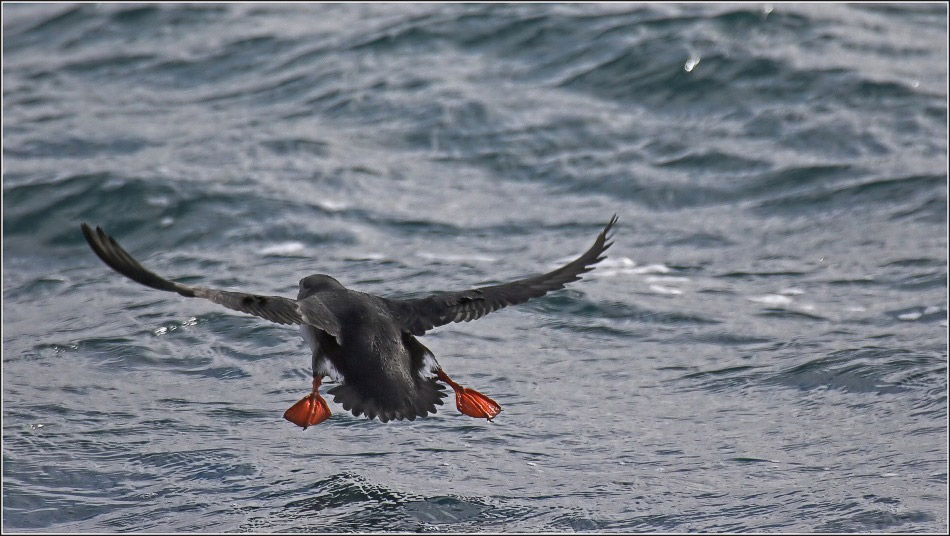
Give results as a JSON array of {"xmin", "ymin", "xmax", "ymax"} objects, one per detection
[{"xmin": 2, "ymin": 2, "xmax": 947, "ymax": 532}]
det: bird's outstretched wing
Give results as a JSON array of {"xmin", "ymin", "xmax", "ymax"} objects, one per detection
[
  {"xmin": 385, "ymin": 215, "xmax": 617, "ymax": 336},
  {"xmin": 80, "ymin": 223, "xmax": 341, "ymax": 340}
]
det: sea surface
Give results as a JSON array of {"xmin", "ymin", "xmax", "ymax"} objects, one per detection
[{"xmin": 2, "ymin": 3, "xmax": 947, "ymax": 533}]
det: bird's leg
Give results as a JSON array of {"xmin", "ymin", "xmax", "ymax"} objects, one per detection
[
  {"xmin": 283, "ymin": 376, "xmax": 331, "ymax": 429},
  {"xmin": 436, "ymin": 369, "xmax": 502, "ymax": 421}
]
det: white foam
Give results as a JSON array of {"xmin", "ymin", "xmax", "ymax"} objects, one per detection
[
  {"xmin": 260, "ymin": 242, "xmax": 306, "ymax": 256},
  {"xmin": 315, "ymin": 199, "xmax": 348, "ymax": 212},
  {"xmin": 348, "ymin": 252, "xmax": 387, "ymax": 261},
  {"xmin": 629, "ymin": 263, "xmax": 671, "ymax": 275},
  {"xmin": 649, "ymin": 284, "xmax": 683, "ymax": 295},
  {"xmin": 748, "ymin": 294, "xmax": 794, "ymax": 306},
  {"xmin": 645, "ymin": 276, "xmax": 691, "ymax": 284},
  {"xmin": 684, "ymin": 54, "xmax": 700, "ymax": 72},
  {"xmin": 589, "ymin": 257, "xmax": 669, "ymax": 274},
  {"xmin": 596, "ymin": 257, "xmax": 637, "ymax": 269}
]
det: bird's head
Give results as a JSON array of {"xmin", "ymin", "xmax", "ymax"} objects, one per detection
[{"xmin": 298, "ymin": 274, "xmax": 345, "ymax": 299}]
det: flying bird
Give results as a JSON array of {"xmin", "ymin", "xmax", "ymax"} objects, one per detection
[{"xmin": 80, "ymin": 215, "xmax": 617, "ymax": 428}]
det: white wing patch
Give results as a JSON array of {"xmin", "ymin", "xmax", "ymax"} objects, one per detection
[{"xmin": 300, "ymin": 325, "xmax": 343, "ymax": 382}]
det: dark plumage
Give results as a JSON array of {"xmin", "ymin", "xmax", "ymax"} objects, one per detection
[{"xmin": 80, "ymin": 215, "xmax": 617, "ymax": 427}]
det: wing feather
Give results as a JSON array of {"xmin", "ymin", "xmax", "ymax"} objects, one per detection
[
  {"xmin": 386, "ymin": 214, "xmax": 617, "ymax": 335},
  {"xmin": 80, "ymin": 223, "xmax": 340, "ymax": 341}
]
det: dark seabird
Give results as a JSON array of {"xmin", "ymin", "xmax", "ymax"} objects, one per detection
[{"xmin": 80, "ymin": 215, "xmax": 617, "ymax": 428}]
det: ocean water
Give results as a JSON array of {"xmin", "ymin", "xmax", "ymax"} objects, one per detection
[{"xmin": 2, "ymin": 3, "xmax": 947, "ymax": 532}]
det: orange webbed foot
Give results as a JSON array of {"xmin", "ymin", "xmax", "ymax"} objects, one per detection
[
  {"xmin": 454, "ymin": 386, "xmax": 502, "ymax": 421},
  {"xmin": 436, "ymin": 369, "xmax": 502, "ymax": 421},
  {"xmin": 283, "ymin": 377, "xmax": 331, "ymax": 429},
  {"xmin": 283, "ymin": 393, "xmax": 331, "ymax": 429}
]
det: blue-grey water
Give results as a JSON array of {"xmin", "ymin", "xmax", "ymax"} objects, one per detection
[{"xmin": 2, "ymin": 3, "xmax": 947, "ymax": 533}]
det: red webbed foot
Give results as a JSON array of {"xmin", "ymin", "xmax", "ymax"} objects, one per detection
[
  {"xmin": 284, "ymin": 377, "xmax": 331, "ymax": 429},
  {"xmin": 436, "ymin": 369, "xmax": 502, "ymax": 421}
]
